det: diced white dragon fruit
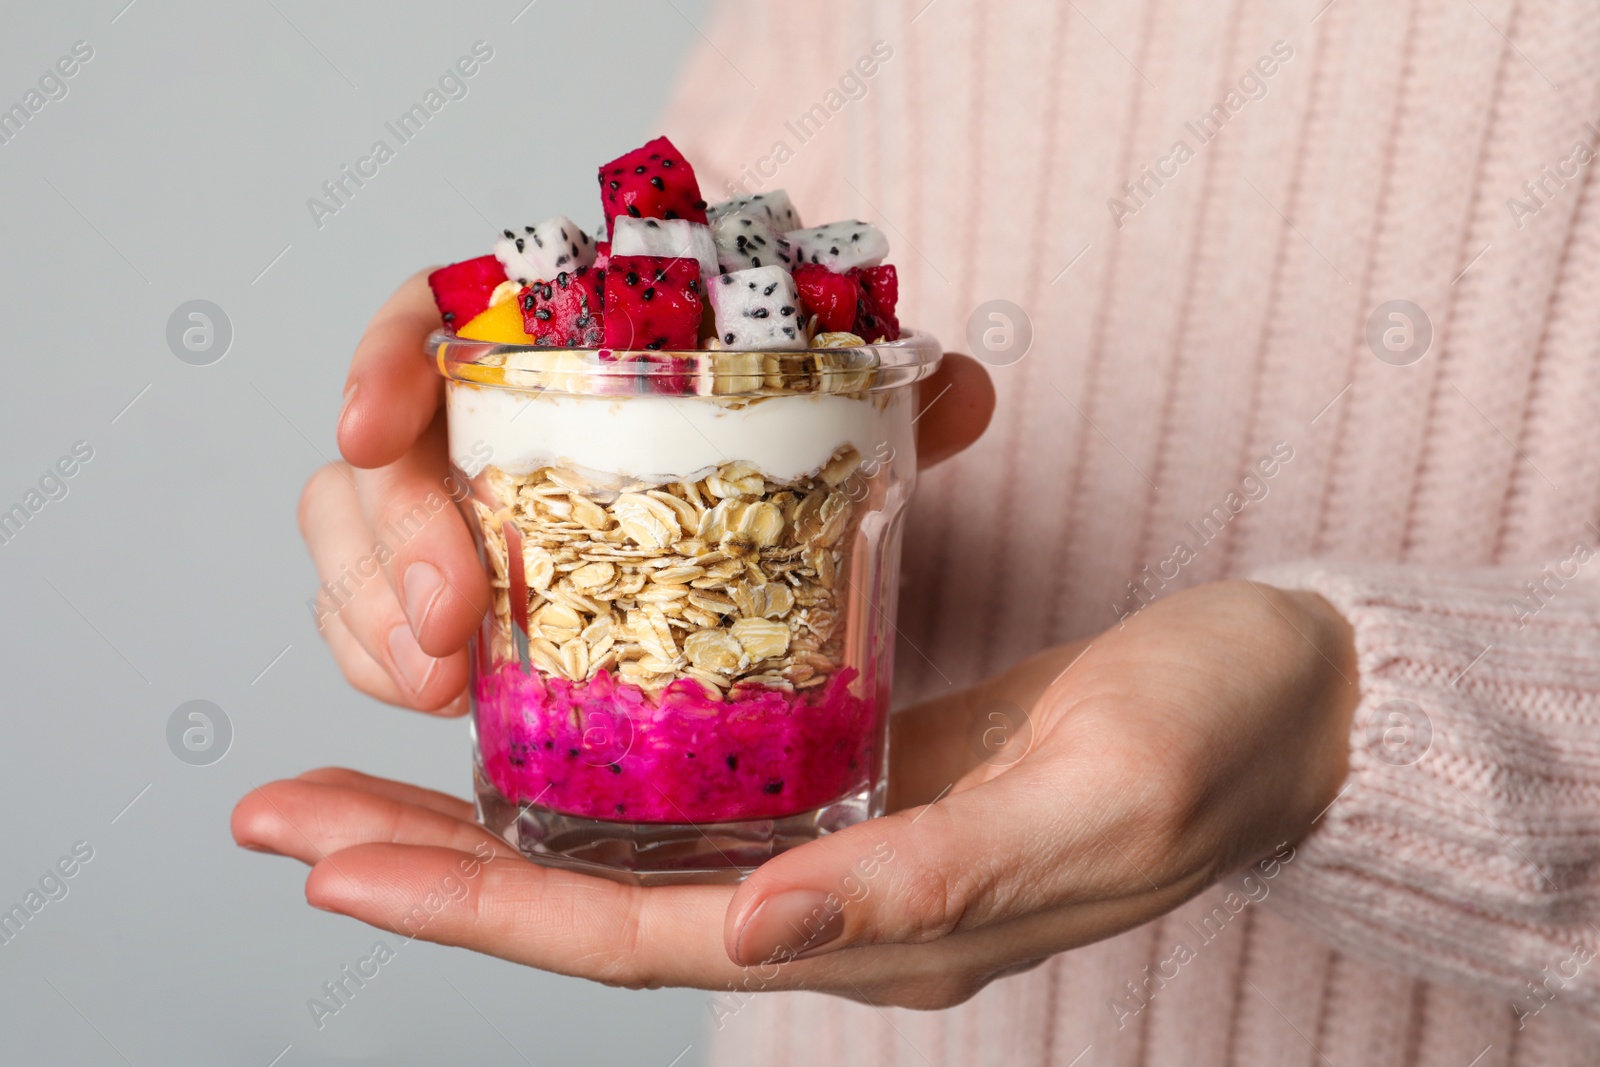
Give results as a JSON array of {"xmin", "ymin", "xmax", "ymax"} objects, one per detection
[
  {"xmin": 610, "ymin": 217, "xmax": 719, "ymax": 283},
  {"xmin": 707, "ymin": 265, "xmax": 806, "ymax": 350},
  {"xmin": 786, "ymin": 220, "xmax": 889, "ymax": 273},
  {"xmin": 494, "ymin": 216, "xmax": 596, "ymax": 283},
  {"xmin": 707, "ymin": 189, "xmax": 803, "ymax": 231},
  {"xmin": 711, "ymin": 211, "xmax": 795, "ymax": 273}
]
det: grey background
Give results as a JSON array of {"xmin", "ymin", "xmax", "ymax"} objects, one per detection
[{"xmin": 0, "ymin": 1, "xmax": 717, "ymax": 1063}]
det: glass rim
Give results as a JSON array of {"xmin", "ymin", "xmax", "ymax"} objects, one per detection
[{"xmin": 427, "ymin": 328, "xmax": 942, "ymax": 397}]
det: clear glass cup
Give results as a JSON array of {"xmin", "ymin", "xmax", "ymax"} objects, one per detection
[{"xmin": 427, "ymin": 330, "xmax": 942, "ymax": 884}]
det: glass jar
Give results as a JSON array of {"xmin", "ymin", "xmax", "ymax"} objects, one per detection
[{"xmin": 428, "ymin": 331, "xmax": 941, "ymax": 884}]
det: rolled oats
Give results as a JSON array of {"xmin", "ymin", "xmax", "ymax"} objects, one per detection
[
  {"xmin": 731, "ymin": 618, "xmax": 789, "ymax": 660},
  {"xmin": 473, "ymin": 450, "xmax": 860, "ymax": 697}
]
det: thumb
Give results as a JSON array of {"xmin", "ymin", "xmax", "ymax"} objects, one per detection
[
  {"xmin": 723, "ymin": 768, "xmax": 1058, "ymax": 966},
  {"xmin": 914, "ymin": 353, "xmax": 994, "ymax": 470}
]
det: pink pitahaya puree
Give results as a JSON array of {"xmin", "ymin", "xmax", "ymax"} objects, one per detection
[{"xmin": 476, "ymin": 665, "xmax": 876, "ymax": 824}]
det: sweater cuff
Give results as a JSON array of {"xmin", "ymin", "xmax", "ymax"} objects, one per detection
[{"xmin": 1249, "ymin": 560, "xmax": 1600, "ymax": 1022}]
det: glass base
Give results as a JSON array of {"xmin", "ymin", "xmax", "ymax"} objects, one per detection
[{"xmin": 475, "ymin": 766, "xmax": 883, "ymax": 885}]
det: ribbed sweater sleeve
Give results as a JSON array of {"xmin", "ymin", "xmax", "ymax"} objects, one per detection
[{"xmin": 1253, "ymin": 558, "xmax": 1600, "ymax": 1029}]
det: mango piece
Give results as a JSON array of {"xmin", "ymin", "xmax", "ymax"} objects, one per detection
[{"xmin": 457, "ymin": 297, "xmax": 535, "ymax": 343}]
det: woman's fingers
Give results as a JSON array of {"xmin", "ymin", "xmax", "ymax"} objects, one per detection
[
  {"xmin": 914, "ymin": 353, "xmax": 995, "ymax": 469},
  {"xmin": 234, "ymin": 772, "xmax": 739, "ymax": 988},
  {"xmin": 293, "ymin": 767, "xmax": 476, "ymax": 821},
  {"xmin": 305, "ymin": 844, "xmax": 745, "ymax": 989},
  {"xmin": 724, "ymin": 763, "xmax": 1072, "ymax": 965},
  {"xmin": 731, "ymin": 640, "xmax": 1108, "ymax": 965},
  {"xmin": 314, "ymin": 269, "xmax": 485, "ymax": 694},
  {"xmin": 300, "ymin": 462, "xmax": 468, "ymax": 712},
  {"xmin": 235, "ymin": 771, "xmax": 1095, "ymax": 1008},
  {"xmin": 231, "ymin": 777, "xmax": 499, "ymax": 865},
  {"xmin": 300, "ymin": 838, "xmax": 1029, "ymax": 1006},
  {"xmin": 726, "ymin": 710, "xmax": 1189, "ymax": 968},
  {"xmin": 338, "ymin": 269, "xmax": 445, "ymax": 470},
  {"xmin": 353, "ymin": 411, "xmax": 489, "ymax": 658},
  {"xmin": 316, "ymin": 609, "xmax": 414, "ymax": 708}
]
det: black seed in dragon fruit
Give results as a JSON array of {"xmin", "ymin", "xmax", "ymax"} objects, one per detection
[
  {"xmin": 494, "ymin": 216, "xmax": 596, "ymax": 284},
  {"xmin": 519, "ymin": 265, "xmax": 606, "ymax": 347},
  {"xmin": 597, "ymin": 136, "xmax": 708, "ymax": 236},
  {"xmin": 610, "ymin": 217, "xmax": 719, "ymax": 284},
  {"xmin": 787, "ymin": 220, "xmax": 889, "ymax": 273},
  {"xmin": 707, "ymin": 189, "xmax": 803, "ymax": 231},
  {"xmin": 707, "ymin": 265, "xmax": 806, "ymax": 351},
  {"xmin": 711, "ymin": 211, "xmax": 795, "ymax": 273},
  {"xmin": 602, "ymin": 254, "xmax": 703, "ymax": 351}
]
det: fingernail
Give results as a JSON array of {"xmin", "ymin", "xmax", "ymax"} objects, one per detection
[
  {"xmin": 337, "ymin": 381, "xmax": 360, "ymax": 435},
  {"xmin": 403, "ymin": 562, "xmax": 445, "ymax": 633},
  {"xmin": 733, "ymin": 890, "xmax": 842, "ymax": 966},
  {"xmin": 387, "ymin": 624, "xmax": 440, "ymax": 695}
]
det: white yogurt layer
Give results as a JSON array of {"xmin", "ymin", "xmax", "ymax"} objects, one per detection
[{"xmin": 447, "ymin": 382, "xmax": 914, "ymax": 486}]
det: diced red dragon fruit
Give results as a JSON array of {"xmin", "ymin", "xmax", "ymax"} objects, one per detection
[
  {"xmin": 593, "ymin": 241, "xmax": 611, "ymax": 271},
  {"xmin": 598, "ymin": 136, "xmax": 708, "ymax": 236},
  {"xmin": 793, "ymin": 263, "xmax": 859, "ymax": 333},
  {"xmin": 427, "ymin": 255, "xmax": 507, "ymax": 327},
  {"xmin": 519, "ymin": 266, "xmax": 605, "ymax": 347},
  {"xmin": 602, "ymin": 255, "xmax": 703, "ymax": 351},
  {"xmin": 853, "ymin": 264, "xmax": 900, "ymax": 341}
]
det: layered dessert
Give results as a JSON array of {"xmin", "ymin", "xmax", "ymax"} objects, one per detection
[{"xmin": 424, "ymin": 136, "xmax": 931, "ymax": 853}]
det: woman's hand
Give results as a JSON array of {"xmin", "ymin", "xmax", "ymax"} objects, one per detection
[
  {"xmin": 299, "ymin": 271, "xmax": 483, "ymax": 713},
  {"xmin": 233, "ymin": 579, "xmax": 1359, "ymax": 1010},
  {"xmin": 299, "ymin": 271, "xmax": 995, "ymax": 715}
]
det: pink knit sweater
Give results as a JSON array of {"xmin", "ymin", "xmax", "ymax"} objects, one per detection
[{"xmin": 664, "ymin": 1, "xmax": 1600, "ymax": 1063}]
